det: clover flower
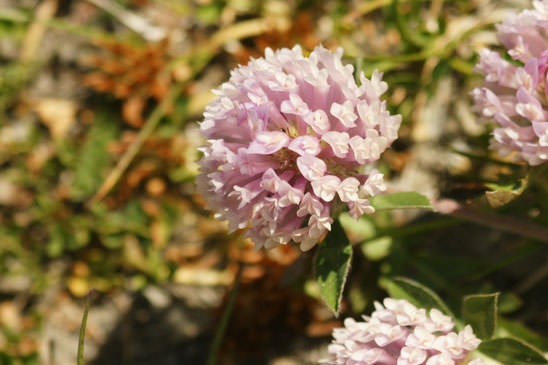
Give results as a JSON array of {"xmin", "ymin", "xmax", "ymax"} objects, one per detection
[
  {"xmin": 323, "ymin": 298, "xmax": 483, "ymax": 365},
  {"xmin": 196, "ymin": 45, "xmax": 401, "ymax": 250},
  {"xmin": 472, "ymin": 0, "xmax": 548, "ymax": 165}
]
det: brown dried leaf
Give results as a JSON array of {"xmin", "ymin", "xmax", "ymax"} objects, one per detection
[
  {"xmin": 34, "ymin": 98, "xmax": 78, "ymax": 140},
  {"xmin": 485, "ymin": 190, "xmax": 520, "ymax": 208},
  {"xmin": 0, "ymin": 301, "xmax": 23, "ymax": 332},
  {"xmin": 146, "ymin": 177, "xmax": 166, "ymax": 197},
  {"xmin": 82, "ymin": 73, "xmax": 116, "ymax": 92},
  {"xmin": 122, "ymin": 97, "xmax": 146, "ymax": 127}
]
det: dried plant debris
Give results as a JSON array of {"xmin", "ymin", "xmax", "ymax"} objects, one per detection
[{"xmin": 82, "ymin": 38, "xmax": 173, "ymax": 127}]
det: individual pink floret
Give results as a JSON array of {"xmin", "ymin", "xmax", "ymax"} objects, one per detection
[{"xmin": 197, "ymin": 45, "xmax": 401, "ymax": 250}]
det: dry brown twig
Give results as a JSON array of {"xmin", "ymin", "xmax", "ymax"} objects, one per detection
[{"xmin": 20, "ymin": 0, "xmax": 58, "ymax": 62}]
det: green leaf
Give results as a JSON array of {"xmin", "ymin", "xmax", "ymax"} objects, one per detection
[
  {"xmin": 314, "ymin": 219, "xmax": 353, "ymax": 316},
  {"xmin": 498, "ymin": 318, "xmax": 548, "ymax": 352},
  {"xmin": 196, "ymin": 0, "xmax": 225, "ymax": 25},
  {"xmin": 0, "ymin": 352, "xmax": 14, "ymax": 365},
  {"xmin": 383, "ymin": 277, "xmax": 454, "ymax": 317},
  {"xmin": 71, "ymin": 110, "xmax": 119, "ymax": 200},
  {"xmin": 349, "ymin": 284, "xmax": 368, "ymax": 314},
  {"xmin": 361, "ymin": 236, "xmax": 392, "ymax": 261},
  {"xmin": 46, "ymin": 222, "xmax": 90, "ymax": 257},
  {"xmin": 479, "ymin": 338, "xmax": 548, "ymax": 364},
  {"xmin": 338, "ymin": 212, "xmax": 375, "ymax": 242},
  {"xmin": 485, "ymin": 177, "xmax": 527, "ymax": 208},
  {"xmin": 498, "ymin": 292, "xmax": 523, "ymax": 314},
  {"xmin": 370, "ymin": 192, "xmax": 432, "ymax": 211},
  {"xmin": 462, "ymin": 293, "xmax": 499, "ymax": 340}
]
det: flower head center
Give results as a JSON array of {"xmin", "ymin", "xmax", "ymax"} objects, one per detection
[{"xmin": 272, "ymin": 148, "xmax": 299, "ymax": 170}]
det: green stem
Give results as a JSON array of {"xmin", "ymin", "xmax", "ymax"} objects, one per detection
[
  {"xmin": 207, "ymin": 264, "xmax": 243, "ymax": 365},
  {"xmin": 48, "ymin": 339, "xmax": 55, "ymax": 365},
  {"xmin": 451, "ymin": 149, "xmax": 525, "ymax": 167},
  {"xmin": 371, "ymin": 217, "xmax": 460, "ymax": 241},
  {"xmin": 445, "ymin": 205, "xmax": 548, "ymax": 244},
  {"xmin": 360, "ymin": 50, "xmax": 433, "ymax": 63},
  {"xmin": 77, "ymin": 290, "xmax": 93, "ymax": 365},
  {"xmin": 448, "ymin": 57, "xmax": 473, "ymax": 75}
]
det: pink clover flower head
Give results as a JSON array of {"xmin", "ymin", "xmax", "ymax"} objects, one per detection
[
  {"xmin": 322, "ymin": 298, "xmax": 483, "ymax": 365},
  {"xmin": 197, "ymin": 45, "xmax": 401, "ymax": 250},
  {"xmin": 472, "ymin": 0, "xmax": 548, "ymax": 165}
]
